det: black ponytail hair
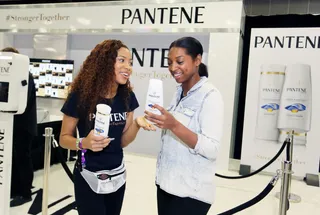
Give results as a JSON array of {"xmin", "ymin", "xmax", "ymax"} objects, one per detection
[
  {"xmin": 169, "ymin": 37, "xmax": 208, "ymax": 77},
  {"xmin": 198, "ymin": 63, "xmax": 208, "ymax": 78}
]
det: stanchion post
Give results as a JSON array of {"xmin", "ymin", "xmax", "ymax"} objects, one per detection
[
  {"xmin": 42, "ymin": 127, "xmax": 53, "ymax": 215},
  {"xmin": 279, "ymin": 160, "xmax": 292, "ymax": 215},
  {"xmin": 288, "ymin": 131, "xmax": 294, "ymax": 162},
  {"xmin": 287, "ymin": 131, "xmax": 301, "ymax": 202},
  {"xmin": 276, "ymin": 131, "xmax": 301, "ymax": 205}
]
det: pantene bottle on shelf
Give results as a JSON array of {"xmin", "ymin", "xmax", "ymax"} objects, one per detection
[
  {"xmin": 277, "ymin": 64, "xmax": 312, "ymax": 136},
  {"xmin": 255, "ymin": 64, "xmax": 286, "ymax": 141}
]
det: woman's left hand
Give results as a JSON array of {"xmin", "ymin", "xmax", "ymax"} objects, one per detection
[
  {"xmin": 135, "ymin": 116, "xmax": 156, "ymax": 131},
  {"xmin": 144, "ymin": 104, "xmax": 178, "ymax": 130}
]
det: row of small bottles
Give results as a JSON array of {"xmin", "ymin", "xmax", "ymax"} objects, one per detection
[
  {"xmin": 255, "ymin": 64, "xmax": 312, "ymax": 146},
  {"xmin": 29, "ymin": 62, "xmax": 73, "ymax": 99}
]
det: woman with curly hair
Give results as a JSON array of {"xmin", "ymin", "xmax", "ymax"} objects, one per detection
[{"xmin": 59, "ymin": 39, "xmax": 154, "ymax": 215}]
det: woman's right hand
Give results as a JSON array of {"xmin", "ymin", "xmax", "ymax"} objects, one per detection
[{"xmin": 81, "ymin": 130, "xmax": 113, "ymax": 152}]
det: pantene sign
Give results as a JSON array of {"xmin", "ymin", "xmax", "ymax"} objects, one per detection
[
  {"xmin": 0, "ymin": 1, "xmax": 242, "ymax": 30},
  {"xmin": 121, "ymin": 6, "xmax": 205, "ymax": 25}
]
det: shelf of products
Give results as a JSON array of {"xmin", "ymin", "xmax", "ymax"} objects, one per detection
[{"xmin": 29, "ymin": 58, "xmax": 74, "ymax": 99}]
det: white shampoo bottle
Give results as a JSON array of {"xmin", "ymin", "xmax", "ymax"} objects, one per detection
[
  {"xmin": 277, "ymin": 64, "xmax": 312, "ymax": 134},
  {"xmin": 94, "ymin": 104, "xmax": 112, "ymax": 137},
  {"xmin": 145, "ymin": 79, "xmax": 163, "ymax": 115},
  {"xmin": 255, "ymin": 64, "xmax": 286, "ymax": 141}
]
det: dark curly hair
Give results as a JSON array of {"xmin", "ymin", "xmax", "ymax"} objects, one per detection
[{"xmin": 69, "ymin": 40, "xmax": 132, "ymax": 118}]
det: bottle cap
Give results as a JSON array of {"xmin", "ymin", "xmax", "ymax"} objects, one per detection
[
  {"xmin": 96, "ymin": 104, "xmax": 111, "ymax": 114},
  {"xmin": 149, "ymin": 79, "xmax": 163, "ymax": 89}
]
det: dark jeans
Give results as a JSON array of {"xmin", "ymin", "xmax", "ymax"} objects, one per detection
[
  {"xmin": 74, "ymin": 167, "xmax": 126, "ymax": 215},
  {"xmin": 157, "ymin": 185, "xmax": 211, "ymax": 215},
  {"xmin": 11, "ymin": 132, "xmax": 34, "ymax": 198}
]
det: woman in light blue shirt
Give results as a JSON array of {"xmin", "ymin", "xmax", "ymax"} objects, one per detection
[{"xmin": 145, "ymin": 37, "xmax": 224, "ymax": 215}]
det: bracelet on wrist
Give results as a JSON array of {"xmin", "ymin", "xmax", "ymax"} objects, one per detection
[
  {"xmin": 76, "ymin": 138, "xmax": 87, "ymax": 168},
  {"xmin": 76, "ymin": 138, "xmax": 84, "ymax": 150}
]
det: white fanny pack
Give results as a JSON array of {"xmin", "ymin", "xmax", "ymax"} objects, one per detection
[{"xmin": 80, "ymin": 162, "xmax": 126, "ymax": 194}]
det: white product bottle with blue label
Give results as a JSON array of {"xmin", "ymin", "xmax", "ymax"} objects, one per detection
[
  {"xmin": 145, "ymin": 79, "xmax": 163, "ymax": 115},
  {"xmin": 94, "ymin": 104, "xmax": 112, "ymax": 138},
  {"xmin": 255, "ymin": 64, "xmax": 286, "ymax": 141},
  {"xmin": 277, "ymin": 64, "xmax": 312, "ymax": 135}
]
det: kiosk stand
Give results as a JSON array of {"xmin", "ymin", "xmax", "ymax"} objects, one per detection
[{"xmin": 0, "ymin": 52, "xmax": 29, "ymax": 215}]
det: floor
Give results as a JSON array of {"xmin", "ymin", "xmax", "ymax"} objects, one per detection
[{"xmin": 10, "ymin": 152, "xmax": 320, "ymax": 215}]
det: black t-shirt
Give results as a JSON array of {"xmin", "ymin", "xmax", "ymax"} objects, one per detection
[
  {"xmin": 14, "ymin": 73, "xmax": 37, "ymax": 137},
  {"xmin": 61, "ymin": 90, "xmax": 139, "ymax": 171}
]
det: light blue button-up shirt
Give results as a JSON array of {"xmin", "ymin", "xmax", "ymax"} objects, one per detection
[{"xmin": 156, "ymin": 77, "xmax": 224, "ymax": 204}]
